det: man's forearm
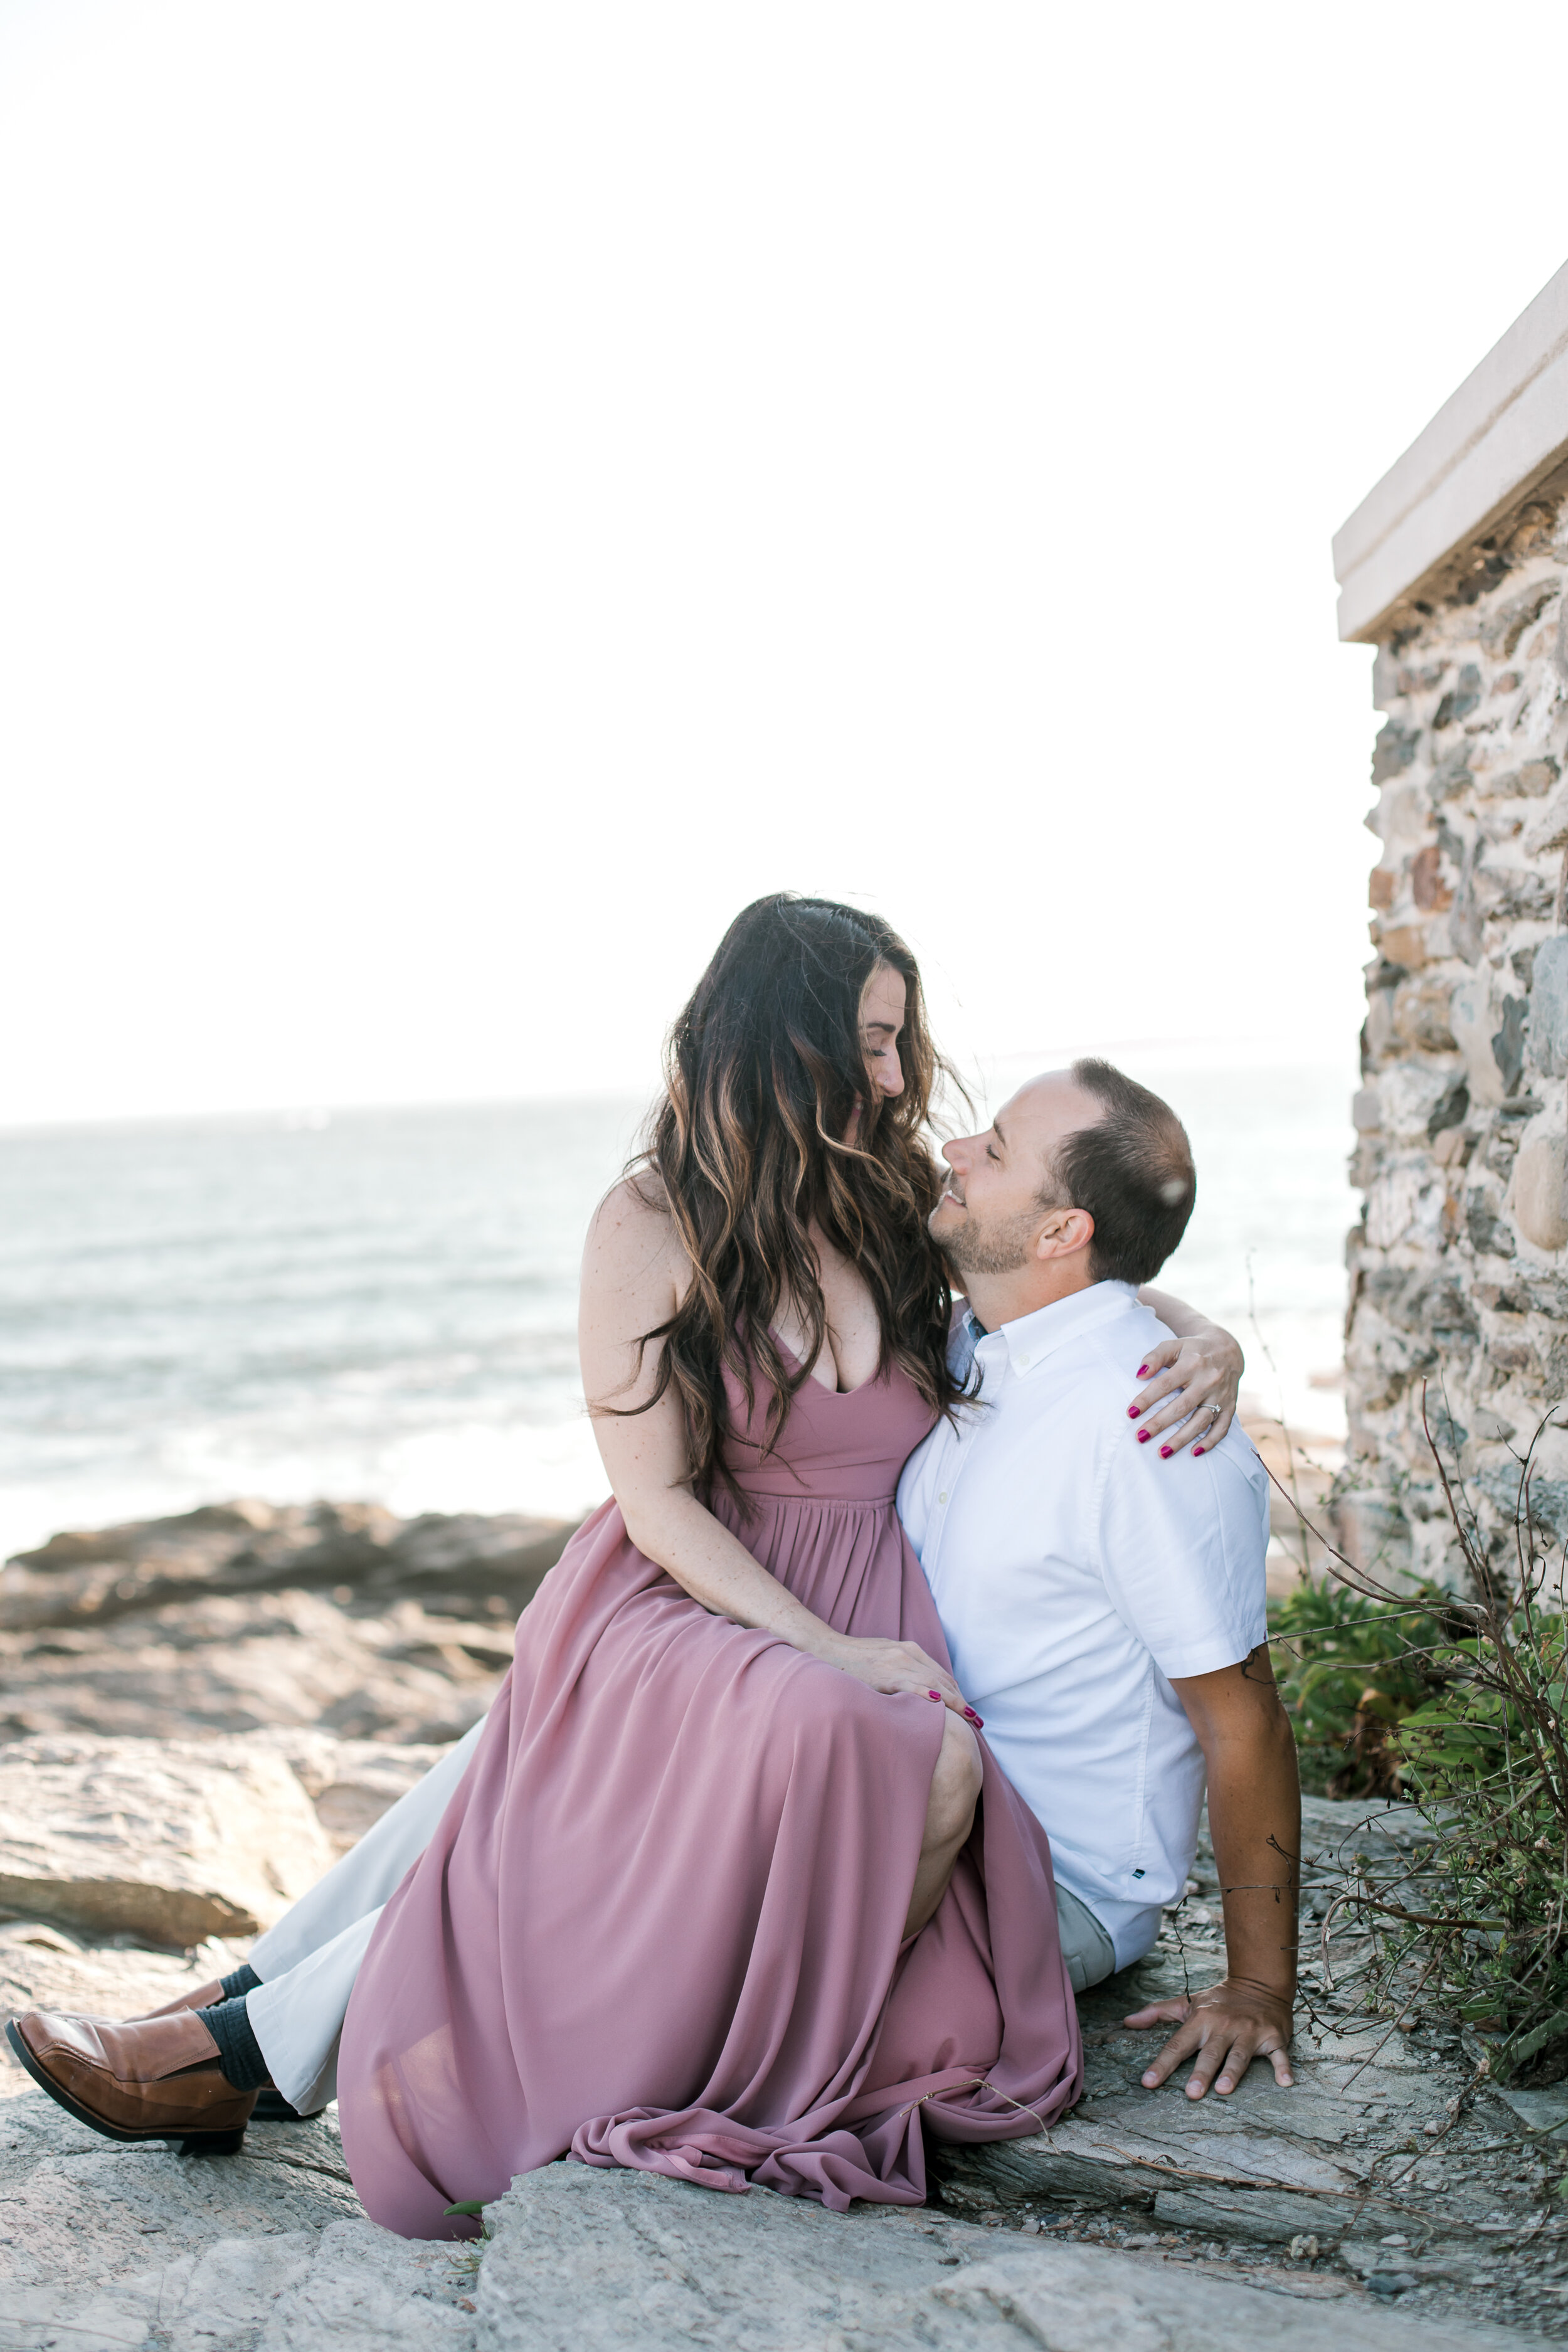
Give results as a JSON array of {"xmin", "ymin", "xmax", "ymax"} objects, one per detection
[
  {"xmin": 1205, "ymin": 1706, "xmax": 1300, "ymax": 1996},
  {"xmin": 1130, "ymin": 1653, "xmax": 1299, "ymax": 2094}
]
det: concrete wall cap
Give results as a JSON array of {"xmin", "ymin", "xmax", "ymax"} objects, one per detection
[{"xmin": 1333, "ymin": 260, "xmax": 1568, "ymax": 643}]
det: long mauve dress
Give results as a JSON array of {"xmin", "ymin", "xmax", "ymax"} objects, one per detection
[{"xmin": 336, "ymin": 1347, "xmax": 1082, "ymax": 2237}]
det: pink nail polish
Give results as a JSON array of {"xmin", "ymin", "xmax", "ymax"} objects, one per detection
[
  {"xmin": 1136, "ymin": 1430, "xmax": 1151, "ymax": 1444},
  {"xmin": 928, "ymin": 1689, "xmax": 941, "ymax": 1701},
  {"xmin": 1159, "ymin": 1445, "xmax": 1173, "ymax": 1459},
  {"xmin": 1128, "ymin": 1406, "xmax": 1140, "ymax": 1419},
  {"xmin": 973, "ymin": 1716, "xmax": 984, "ymax": 1728},
  {"xmin": 1136, "ymin": 1365, "xmax": 1149, "ymax": 1378}
]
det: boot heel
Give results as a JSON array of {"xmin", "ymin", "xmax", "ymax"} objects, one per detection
[{"xmin": 178, "ymin": 2127, "xmax": 246, "ymax": 2156}]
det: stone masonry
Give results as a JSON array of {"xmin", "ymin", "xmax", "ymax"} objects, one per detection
[{"xmin": 1345, "ymin": 485, "xmax": 1568, "ymax": 1591}]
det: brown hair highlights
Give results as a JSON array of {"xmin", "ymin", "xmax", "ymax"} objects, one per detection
[{"xmin": 617, "ymin": 893, "xmax": 960, "ymax": 1507}]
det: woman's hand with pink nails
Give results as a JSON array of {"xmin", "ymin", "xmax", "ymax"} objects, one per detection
[
  {"xmin": 1127, "ymin": 1325, "xmax": 1242, "ymax": 1459},
  {"xmin": 824, "ymin": 1634, "xmax": 973, "ymax": 1716}
]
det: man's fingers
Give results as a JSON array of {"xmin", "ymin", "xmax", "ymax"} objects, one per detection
[
  {"xmin": 1139, "ymin": 2021, "xmax": 1202, "ymax": 2088},
  {"xmin": 1129, "ymin": 1990, "xmax": 1295, "ymax": 2097},
  {"xmin": 1207, "ymin": 2033, "xmax": 1253, "ymax": 2096},
  {"xmin": 1182, "ymin": 2037, "xmax": 1232, "ymax": 2099},
  {"xmin": 1207, "ymin": 2028, "xmax": 1290, "ymax": 2097}
]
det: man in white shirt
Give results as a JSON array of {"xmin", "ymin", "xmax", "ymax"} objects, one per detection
[
  {"xmin": 901, "ymin": 1058, "xmax": 1297, "ymax": 2100},
  {"xmin": 11, "ymin": 1062, "xmax": 1296, "ymax": 2132}
]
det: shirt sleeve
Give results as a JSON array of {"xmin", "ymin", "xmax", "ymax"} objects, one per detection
[{"xmin": 1094, "ymin": 1426, "xmax": 1269, "ymax": 1682}]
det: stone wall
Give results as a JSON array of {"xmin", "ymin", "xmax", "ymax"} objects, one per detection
[{"xmin": 1346, "ymin": 489, "xmax": 1568, "ymax": 1590}]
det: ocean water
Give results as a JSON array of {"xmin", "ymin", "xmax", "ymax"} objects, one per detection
[{"xmin": 0, "ymin": 1066, "xmax": 1355, "ymax": 1563}]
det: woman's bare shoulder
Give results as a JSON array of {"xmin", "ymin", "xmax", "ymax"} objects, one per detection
[{"xmin": 583, "ymin": 1173, "xmax": 686, "ymax": 1288}]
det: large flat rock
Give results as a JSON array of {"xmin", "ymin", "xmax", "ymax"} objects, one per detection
[
  {"xmin": 245, "ymin": 1728, "xmax": 455, "ymax": 1854},
  {"xmin": 933, "ymin": 1795, "xmax": 1568, "ymax": 2323},
  {"xmin": 0, "ymin": 1498, "xmax": 576, "ymax": 1752},
  {"xmin": 0, "ymin": 1736, "xmax": 334, "ymax": 1943},
  {"xmin": 1, "ymin": 1501, "xmax": 574, "ymax": 1633},
  {"xmin": 0, "ymin": 2090, "xmax": 368, "ymax": 2349},
  {"xmin": 0, "ymin": 1587, "xmax": 512, "ymax": 1748},
  {"xmin": 934, "ymin": 2007, "xmax": 1436, "ymax": 2243},
  {"xmin": 0, "ymin": 1998, "xmax": 1547, "ymax": 2352},
  {"xmin": 472, "ymin": 2162, "xmax": 1542, "ymax": 2350},
  {"xmin": 0, "ymin": 1729, "xmax": 457, "ymax": 1947},
  {"xmin": 258, "ymin": 2219, "xmax": 479, "ymax": 2348}
]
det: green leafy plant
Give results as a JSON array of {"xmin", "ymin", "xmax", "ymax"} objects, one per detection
[
  {"xmin": 1269, "ymin": 1577, "xmax": 1454, "ymax": 1798},
  {"xmin": 1274, "ymin": 1391, "xmax": 1568, "ymax": 2081},
  {"xmin": 443, "ymin": 2199, "xmax": 490, "ymax": 2238},
  {"xmin": 1395, "ymin": 1609, "xmax": 1568, "ymax": 2071}
]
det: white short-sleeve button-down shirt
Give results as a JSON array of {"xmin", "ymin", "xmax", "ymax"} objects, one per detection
[{"xmin": 897, "ymin": 1280, "xmax": 1269, "ymax": 1968}]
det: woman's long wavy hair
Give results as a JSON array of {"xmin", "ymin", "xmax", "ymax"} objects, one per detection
[{"xmin": 615, "ymin": 893, "xmax": 961, "ymax": 1510}]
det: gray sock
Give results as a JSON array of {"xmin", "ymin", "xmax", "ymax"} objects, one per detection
[{"xmin": 198, "ymin": 1994, "xmax": 270, "ymax": 2092}]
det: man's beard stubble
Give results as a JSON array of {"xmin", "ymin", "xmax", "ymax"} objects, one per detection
[{"xmin": 933, "ymin": 1203, "xmax": 1042, "ymax": 1278}]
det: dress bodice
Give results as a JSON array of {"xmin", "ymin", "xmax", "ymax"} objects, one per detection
[{"xmin": 719, "ymin": 1343, "xmax": 938, "ymax": 1507}]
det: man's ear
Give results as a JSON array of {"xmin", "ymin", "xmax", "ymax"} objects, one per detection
[{"xmin": 1035, "ymin": 1205, "xmax": 1095, "ymax": 1261}]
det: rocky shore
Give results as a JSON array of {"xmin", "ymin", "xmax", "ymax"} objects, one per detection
[
  {"xmin": 0, "ymin": 1499, "xmax": 1560, "ymax": 2349},
  {"xmin": 0, "ymin": 1499, "xmax": 573, "ymax": 1747}
]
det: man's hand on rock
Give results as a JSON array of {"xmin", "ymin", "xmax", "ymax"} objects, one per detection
[{"xmin": 1122, "ymin": 1978, "xmax": 1294, "ymax": 2099}]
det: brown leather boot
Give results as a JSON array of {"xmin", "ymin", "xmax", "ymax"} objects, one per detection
[
  {"xmin": 53, "ymin": 1984, "xmax": 318, "ymax": 2126},
  {"xmin": 6, "ymin": 2008, "xmax": 257, "ymax": 2152}
]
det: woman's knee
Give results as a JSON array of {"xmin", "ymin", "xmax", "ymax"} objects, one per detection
[{"xmin": 926, "ymin": 1715, "xmax": 982, "ymax": 1847}]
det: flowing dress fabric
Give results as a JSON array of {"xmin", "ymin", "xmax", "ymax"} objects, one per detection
[{"xmin": 336, "ymin": 1355, "xmax": 1082, "ymax": 2237}]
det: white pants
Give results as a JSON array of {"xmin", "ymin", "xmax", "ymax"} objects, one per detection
[{"xmin": 246, "ymin": 1715, "xmax": 488, "ymax": 2112}]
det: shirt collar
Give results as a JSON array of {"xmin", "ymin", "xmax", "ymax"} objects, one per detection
[{"xmin": 968, "ymin": 1281, "xmax": 1140, "ymax": 1380}]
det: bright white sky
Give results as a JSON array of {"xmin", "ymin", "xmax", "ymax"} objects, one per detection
[{"xmin": 3, "ymin": 0, "xmax": 1567, "ymax": 1125}]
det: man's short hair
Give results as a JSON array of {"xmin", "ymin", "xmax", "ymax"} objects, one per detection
[{"xmin": 1045, "ymin": 1059, "xmax": 1195, "ymax": 1284}]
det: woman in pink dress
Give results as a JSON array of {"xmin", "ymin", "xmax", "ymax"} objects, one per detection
[{"xmin": 335, "ymin": 895, "xmax": 1234, "ymax": 2235}]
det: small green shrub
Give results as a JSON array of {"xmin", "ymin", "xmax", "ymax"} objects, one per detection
[
  {"xmin": 1271, "ymin": 1396, "xmax": 1568, "ymax": 2080},
  {"xmin": 1269, "ymin": 1578, "xmax": 1454, "ymax": 1798},
  {"xmin": 1397, "ymin": 1613, "xmax": 1568, "ymax": 2073}
]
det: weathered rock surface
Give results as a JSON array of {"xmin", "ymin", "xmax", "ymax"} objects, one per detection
[
  {"xmin": 0, "ymin": 1737, "xmax": 334, "ymax": 1944},
  {"xmin": 0, "ymin": 1588, "xmax": 512, "ymax": 1748},
  {"xmin": 1, "ymin": 1501, "xmax": 575, "ymax": 1633},
  {"xmin": 0, "ymin": 1500, "xmax": 575, "ymax": 1751},
  {"xmin": 0, "ymin": 1915, "xmax": 1552, "ymax": 2349},
  {"xmin": 471, "ymin": 2161, "xmax": 1542, "ymax": 2350},
  {"xmin": 935, "ymin": 1797, "xmax": 1568, "ymax": 2333},
  {"xmin": 0, "ymin": 2087, "xmax": 375, "ymax": 2350},
  {"xmin": 244, "ymin": 1728, "xmax": 453, "ymax": 1855},
  {"xmin": 258, "ymin": 2218, "xmax": 480, "ymax": 2348},
  {"xmin": 1348, "ymin": 488, "xmax": 1568, "ymax": 1586},
  {"xmin": 0, "ymin": 1729, "xmax": 452, "ymax": 1949},
  {"xmin": 0, "ymin": 1491, "xmax": 1552, "ymax": 2351}
]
